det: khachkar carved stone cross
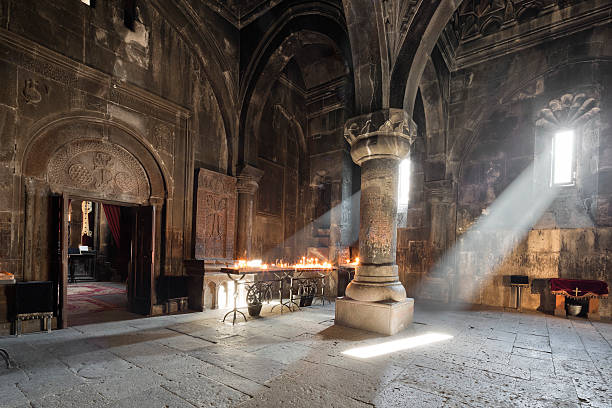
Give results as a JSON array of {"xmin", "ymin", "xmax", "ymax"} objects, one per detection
[{"xmin": 336, "ymin": 108, "xmax": 416, "ymax": 335}]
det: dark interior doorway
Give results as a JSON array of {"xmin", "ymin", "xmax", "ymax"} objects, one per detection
[
  {"xmin": 50, "ymin": 196, "xmax": 155, "ymax": 326},
  {"xmin": 66, "ymin": 200, "xmax": 132, "ymax": 325}
]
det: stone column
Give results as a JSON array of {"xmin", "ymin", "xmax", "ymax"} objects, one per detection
[
  {"xmin": 335, "ymin": 109, "xmax": 416, "ymax": 335},
  {"xmin": 236, "ymin": 165, "xmax": 263, "ymax": 259}
]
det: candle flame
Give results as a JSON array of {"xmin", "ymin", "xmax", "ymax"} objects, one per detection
[
  {"xmin": 234, "ymin": 257, "xmax": 332, "ymax": 270},
  {"xmin": 234, "ymin": 259, "xmax": 268, "ymax": 269}
]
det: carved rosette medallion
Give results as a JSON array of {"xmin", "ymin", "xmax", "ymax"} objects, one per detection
[
  {"xmin": 194, "ymin": 168, "xmax": 237, "ymax": 260},
  {"xmin": 48, "ymin": 139, "xmax": 150, "ymax": 202}
]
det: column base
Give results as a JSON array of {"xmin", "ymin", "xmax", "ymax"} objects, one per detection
[
  {"xmin": 335, "ymin": 297, "xmax": 414, "ymax": 335},
  {"xmin": 345, "ymin": 280, "xmax": 406, "ymax": 302}
]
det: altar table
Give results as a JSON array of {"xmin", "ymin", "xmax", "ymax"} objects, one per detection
[{"xmin": 550, "ymin": 278, "xmax": 608, "ymax": 320}]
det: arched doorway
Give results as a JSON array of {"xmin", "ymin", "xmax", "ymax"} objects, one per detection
[{"xmin": 21, "ymin": 115, "xmax": 167, "ymax": 328}]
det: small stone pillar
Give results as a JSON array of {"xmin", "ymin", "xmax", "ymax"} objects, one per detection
[
  {"xmin": 24, "ymin": 178, "xmax": 51, "ymax": 281},
  {"xmin": 236, "ymin": 165, "xmax": 263, "ymax": 259},
  {"xmin": 335, "ymin": 109, "xmax": 416, "ymax": 335}
]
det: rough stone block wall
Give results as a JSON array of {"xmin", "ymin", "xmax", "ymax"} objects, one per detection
[
  {"xmin": 399, "ymin": 22, "xmax": 612, "ymax": 318},
  {"xmin": 0, "ymin": 0, "xmax": 238, "ymax": 323}
]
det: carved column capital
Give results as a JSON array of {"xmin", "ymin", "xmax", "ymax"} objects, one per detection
[
  {"xmin": 344, "ymin": 108, "xmax": 417, "ymax": 166},
  {"xmin": 237, "ymin": 165, "xmax": 264, "ymax": 195}
]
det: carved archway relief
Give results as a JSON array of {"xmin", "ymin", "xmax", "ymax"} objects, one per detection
[
  {"xmin": 22, "ymin": 115, "xmax": 167, "ymax": 204},
  {"xmin": 48, "ymin": 139, "xmax": 150, "ymax": 203}
]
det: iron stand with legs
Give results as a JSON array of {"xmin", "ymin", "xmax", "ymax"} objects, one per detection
[
  {"xmin": 270, "ymin": 271, "xmax": 298, "ymax": 313},
  {"xmin": 222, "ymin": 272, "xmax": 247, "ymax": 325}
]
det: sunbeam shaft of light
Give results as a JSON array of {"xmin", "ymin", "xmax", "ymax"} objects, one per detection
[
  {"xmin": 263, "ymin": 191, "xmax": 361, "ymax": 261},
  {"xmin": 421, "ymin": 157, "xmax": 565, "ymax": 305},
  {"xmin": 342, "ymin": 333, "xmax": 454, "ymax": 358}
]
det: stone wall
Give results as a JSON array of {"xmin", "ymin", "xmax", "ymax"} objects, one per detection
[
  {"xmin": 399, "ymin": 21, "xmax": 612, "ymax": 318},
  {"xmin": 306, "ymin": 76, "xmax": 355, "ymax": 263},
  {"xmin": 253, "ymin": 69, "xmax": 307, "ymax": 261},
  {"xmin": 0, "ymin": 0, "xmax": 236, "ymax": 323}
]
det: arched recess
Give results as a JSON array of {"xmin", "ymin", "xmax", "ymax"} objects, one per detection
[
  {"xmin": 390, "ymin": 0, "xmax": 463, "ymax": 114},
  {"xmin": 239, "ymin": 6, "xmax": 354, "ymax": 166},
  {"xmin": 20, "ymin": 113, "xmax": 169, "ymax": 323},
  {"xmin": 205, "ymin": 281, "xmax": 217, "ymax": 310},
  {"xmin": 242, "ymin": 30, "xmax": 346, "ymax": 164}
]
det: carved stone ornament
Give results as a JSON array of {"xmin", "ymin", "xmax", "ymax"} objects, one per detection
[
  {"xmin": 535, "ymin": 93, "xmax": 600, "ymax": 131},
  {"xmin": 195, "ymin": 168, "xmax": 237, "ymax": 260},
  {"xmin": 47, "ymin": 139, "xmax": 150, "ymax": 201},
  {"xmin": 152, "ymin": 123, "xmax": 175, "ymax": 154},
  {"xmin": 457, "ymin": 0, "xmax": 558, "ymax": 40},
  {"xmin": 22, "ymin": 79, "xmax": 48, "ymax": 105},
  {"xmin": 344, "ymin": 108, "xmax": 417, "ymax": 165}
]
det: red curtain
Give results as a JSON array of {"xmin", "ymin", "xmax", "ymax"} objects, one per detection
[{"xmin": 102, "ymin": 204, "xmax": 121, "ymax": 249}]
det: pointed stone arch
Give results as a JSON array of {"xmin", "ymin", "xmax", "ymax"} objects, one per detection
[
  {"xmin": 390, "ymin": 0, "xmax": 463, "ymax": 114},
  {"xmin": 239, "ymin": 2, "xmax": 354, "ymax": 166}
]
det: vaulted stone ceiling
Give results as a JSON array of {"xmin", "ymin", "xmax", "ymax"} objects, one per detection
[
  {"xmin": 288, "ymin": 43, "xmax": 348, "ymax": 90},
  {"xmin": 381, "ymin": 0, "xmax": 419, "ymax": 66}
]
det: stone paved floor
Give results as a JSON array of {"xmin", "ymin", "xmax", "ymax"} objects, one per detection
[{"xmin": 0, "ymin": 302, "xmax": 610, "ymax": 408}]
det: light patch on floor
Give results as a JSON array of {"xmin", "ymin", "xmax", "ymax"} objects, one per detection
[{"xmin": 342, "ymin": 332, "xmax": 453, "ymax": 358}]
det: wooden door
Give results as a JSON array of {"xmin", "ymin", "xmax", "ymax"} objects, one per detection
[
  {"xmin": 128, "ymin": 206, "xmax": 155, "ymax": 315},
  {"xmin": 49, "ymin": 194, "xmax": 69, "ymax": 328}
]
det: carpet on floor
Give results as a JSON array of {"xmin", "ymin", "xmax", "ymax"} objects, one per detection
[{"xmin": 67, "ymin": 282, "xmax": 127, "ymax": 314}]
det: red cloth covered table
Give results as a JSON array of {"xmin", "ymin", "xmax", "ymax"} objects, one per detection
[
  {"xmin": 550, "ymin": 278, "xmax": 608, "ymax": 299},
  {"xmin": 550, "ymin": 278, "xmax": 608, "ymax": 320}
]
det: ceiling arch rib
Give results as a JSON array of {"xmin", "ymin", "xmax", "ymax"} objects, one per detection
[{"xmin": 390, "ymin": 0, "xmax": 463, "ymax": 115}]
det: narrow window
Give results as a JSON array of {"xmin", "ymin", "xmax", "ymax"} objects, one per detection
[
  {"xmin": 124, "ymin": 0, "xmax": 137, "ymax": 31},
  {"xmin": 398, "ymin": 158, "xmax": 410, "ymax": 209},
  {"xmin": 551, "ymin": 130, "xmax": 575, "ymax": 186}
]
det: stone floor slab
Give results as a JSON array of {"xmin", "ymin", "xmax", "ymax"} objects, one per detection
[{"xmin": 0, "ymin": 302, "xmax": 609, "ymax": 407}]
